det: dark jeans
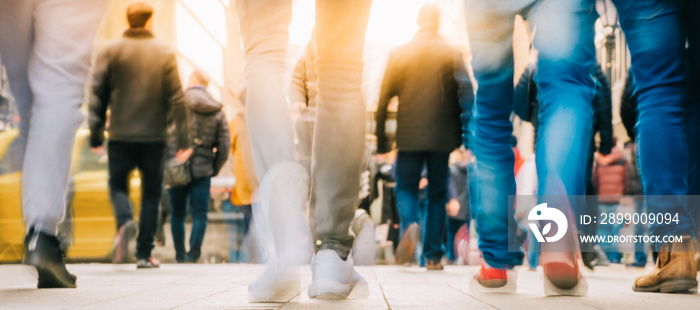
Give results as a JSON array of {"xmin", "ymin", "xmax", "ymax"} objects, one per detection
[
  {"xmin": 107, "ymin": 141, "xmax": 165, "ymax": 259},
  {"xmin": 168, "ymin": 176, "xmax": 211, "ymax": 262},
  {"xmin": 446, "ymin": 217, "xmax": 466, "ymax": 262},
  {"xmin": 395, "ymin": 151, "xmax": 450, "ymax": 261},
  {"xmin": 613, "ymin": 0, "xmax": 695, "ymax": 245},
  {"xmin": 223, "ymin": 201, "xmax": 252, "ymax": 263}
]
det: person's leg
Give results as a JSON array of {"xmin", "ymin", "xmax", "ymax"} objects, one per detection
[
  {"xmin": 236, "ymin": 0, "xmax": 312, "ymax": 302},
  {"xmin": 684, "ymin": 0, "xmax": 700, "ymax": 238},
  {"xmin": 0, "ymin": 1, "xmax": 33, "ymax": 142},
  {"xmin": 187, "ymin": 176, "xmax": 212, "ymax": 262},
  {"xmin": 306, "ymin": 0, "xmax": 372, "ymax": 299},
  {"xmin": 221, "ymin": 200, "xmax": 239, "ymax": 263},
  {"xmin": 311, "ymin": 0, "xmax": 372, "ymax": 259},
  {"xmin": 532, "ymin": 0, "xmax": 597, "ymax": 294},
  {"xmin": 533, "ymin": 0, "xmax": 597, "ymax": 220},
  {"xmin": 168, "ymin": 184, "xmax": 189, "ymax": 263},
  {"xmin": 614, "ymin": 0, "xmax": 692, "ymax": 240},
  {"xmin": 684, "ymin": 0, "xmax": 700, "ymax": 257},
  {"xmin": 613, "ymin": 0, "xmax": 697, "ymax": 293},
  {"xmin": 135, "ymin": 142, "xmax": 165, "ymax": 260},
  {"xmin": 596, "ymin": 204, "xmax": 615, "ymax": 257},
  {"xmin": 463, "ymin": 0, "xmax": 524, "ymax": 270},
  {"xmin": 446, "ymin": 217, "xmax": 463, "ymax": 262},
  {"xmin": 0, "ymin": 0, "xmax": 106, "ymax": 288},
  {"xmin": 242, "ymin": 204, "xmax": 252, "ymax": 236},
  {"xmin": 394, "ymin": 151, "xmax": 425, "ymax": 237},
  {"xmin": 107, "ymin": 141, "xmax": 137, "ymax": 229},
  {"xmin": 21, "ymin": 0, "xmax": 107, "ymax": 236},
  {"xmin": 236, "ymin": 0, "xmax": 295, "ymax": 179},
  {"xmin": 527, "ymin": 229, "xmax": 541, "ymax": 270},
  {"xmin": 422, "ymin": 152, "xmax": 450, "ymax": 264}
]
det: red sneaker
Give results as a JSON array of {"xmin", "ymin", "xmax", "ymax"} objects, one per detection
[
  {"xmin": 541, "ymin": 252, "xmax": 587, "ymax": 296},
  {"xmin": 471, "ymin": 263, "xmax": 516, "ymax": 293},
  {"xmin": 476, "ymin": 263, "xmax": 507, "ymax": 288}
]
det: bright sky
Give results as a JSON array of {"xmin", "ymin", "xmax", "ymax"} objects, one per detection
[{"xmin": 289, "ymin": 0, "xmax": 434, "ymax": 47}]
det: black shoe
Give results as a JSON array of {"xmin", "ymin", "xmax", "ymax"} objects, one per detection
[
  {"xmin": 184, "ymin": 253, "xmax": 199, "ymax": 264},
  {"xmin": 23, "ymin": 228, "xmax": 77, "ymax": 289},
  {"xmin": 581, "ymin": 251, "xmax": 598, "ymax": 271},
  {"xmin": 112, "ymin": 221, "xmax": 137, "ymax": 264},
  {"xmin": 137, "ymin": 257, "xmax": 160, "ymax": 269}
]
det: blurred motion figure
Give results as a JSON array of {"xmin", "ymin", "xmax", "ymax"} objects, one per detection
[{"xmin": 0, "ymin": 0, "xmax": 107, "ymax": 288}]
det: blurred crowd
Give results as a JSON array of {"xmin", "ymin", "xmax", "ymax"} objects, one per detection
[{"xmin": 0, "ymin": 0, "xmax": 697, "ymax": 302}]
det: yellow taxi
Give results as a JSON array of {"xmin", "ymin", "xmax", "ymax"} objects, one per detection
[{"xmin": 0, "ymin": 128, "xmax": 141, "ymax": 262}]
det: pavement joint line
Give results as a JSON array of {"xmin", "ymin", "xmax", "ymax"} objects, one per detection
[
  {"xmin": 62, "ymin": 284, "xmax": 164, "ymax": 310},
  {"xmin": 171, "ymin": 287, "xmax": 234, "ymax": 309},
  {"xmin": 446, "ymin": 282, "xmax": 500, "ymax": 310},
  {"xmin": 378, "ymin": 284, "xmax": 392, "ymax": 310},
  {"xmin": 572, "ymin": 300, "xmax": 606, "ymax": 310},
  {"xmin": 281, "ymin": 284, "xmax": 306, "ymax": 304}
]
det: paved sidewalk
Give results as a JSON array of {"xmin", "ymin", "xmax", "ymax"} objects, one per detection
[{"xmin": 0, "ymin": 264, "xmax": 697, "ymax": 309}]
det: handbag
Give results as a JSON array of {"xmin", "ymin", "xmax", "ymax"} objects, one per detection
[{"xmin": 163, "ymin": 115, "xmax": 210, "ymax": 188}]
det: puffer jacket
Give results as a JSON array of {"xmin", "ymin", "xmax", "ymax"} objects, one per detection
[
  {"xmin": 168, "ymin": 86, "xmax": 230, "ymax": 179},
  {"xmin": 594, "ymin": 147, "xmax": 628, "ymax": 204}
]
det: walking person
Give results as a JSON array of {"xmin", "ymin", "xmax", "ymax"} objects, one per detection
[
  {"xmin": 446, "ymin": 148, "xmax": 472, "ymax": 264},
  {"xmin": 89, "ymin": 2, "xmax": 189, "ymax": 268},
  {"xmin": 375, "ymin": 4, "xmax": 473, "ymax": 271},
  {"xmin": 610, "ymin": 0, "xmax": 700, "ymax": 293},
  {"xmin": 167, "ymin": 70, "xmax": 230, "ymax": 264},
  {"xmin": 593, "ymin": 144, "xmax": 627, "ymax": 264},
  {"xmin": 236, "ymin": 0, "xmax": 373, "ymax": 301},
  {"xmin": 0, "ymin": 0, "xmax": 107, "ymax": 288},
  {"xmin": 224, "ymin": 87, "xmax": 257, "ymax": 263},
  {"xmin": 462, "ymin": 0, "xmax": 598, "ymax": 295}
]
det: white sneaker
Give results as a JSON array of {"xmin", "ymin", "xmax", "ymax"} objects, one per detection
[
  {"xmin": 248, "ymin": 261, "xmax": 300, "ymax": 303},
  {"xmin": 247, "ymin": 162, "xmax": 312, "ymax": 302},
  {"xmin": 350, "ymin": 209, "xmax": 376, "ymax": 266},
  {"xmin": 308, "ymin": 249, "xmax": 367, "ymax": 299}
]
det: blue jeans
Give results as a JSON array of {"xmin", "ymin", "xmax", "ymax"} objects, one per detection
[
  {"xmin": 222, "ymin": 201, "xmax": 252, "ymax": 263},
  {"xmin": 168, "ymin": 176, "xmax": 211, "ymax": 262},
  {"xmin": 463, "ymin": 0, "xmax": 596, "ymax": 269},
  {"xmin": 446, "ymin": 218, "xmax": 467, "ymax": 261},
  {"xmin": 633, "ymin": 200, "xmax": 648, "ymax": 264},
  {"xmin": 612, "ymin": 0, "xmax": 695, "ymax": 244},
  {"xmin": 395, "ymin": 151, "xmax": 450, "ymax": 261},
  {"xmin": 527, "ymin": 229, "xmax": 541, "ymax": 269},
  {"xmin": 685, "ymin": 0, "xmax": 700, "ymax": 241}
]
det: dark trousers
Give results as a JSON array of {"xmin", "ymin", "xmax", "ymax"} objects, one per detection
[
  {"xmin": 168, "ymin": 176, "xmax": 211, "ymax": 262},
  {"xmin": 395, "ymin": 150, "xmax": 450, "ymax": 261},
  {"xmin": 108, "ymin": 141, "xmax": 165, "ymax": 259},
  {"xmin": 446, "ymin": 217, "xmax": 467, "ymax": 262}
]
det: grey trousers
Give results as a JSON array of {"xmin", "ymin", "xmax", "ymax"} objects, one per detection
[
  {"xmin": 236, "ymin": 0, "xmax": 372, "ymax": 258},
  {"xmin": 0, "ymin": 0, "xmax": 106, "ymax": 235}
]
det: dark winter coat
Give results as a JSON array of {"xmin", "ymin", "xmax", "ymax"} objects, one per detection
[
  {"xmin": 89, "ymin": 28, "xmax": 188, "ymax": 149},
  {"xmin": 375, "ymin": 29, "xmax": 473, "ymax": 154},
  {"xmin": 167, "ymin": 86, "xmax": 230, "ymax": 179}
]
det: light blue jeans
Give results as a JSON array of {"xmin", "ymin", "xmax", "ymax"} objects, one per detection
[{"xmin": 463, "ymin": 0, "xmax": 597, "ymax": 269}]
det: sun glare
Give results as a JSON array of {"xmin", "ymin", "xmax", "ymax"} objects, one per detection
[{"xmin": 289, "ymin": 0, "xmax": 434, "ymax": 47}]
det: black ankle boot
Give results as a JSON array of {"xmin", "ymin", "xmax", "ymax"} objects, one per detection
[{"xmin": 23, "ymin": 228, "xmax": 77, "ymax": 288}]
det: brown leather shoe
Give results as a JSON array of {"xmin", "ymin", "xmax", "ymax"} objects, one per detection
[
  {"xmin": 426, "ymin": 260, "xmax": 444, "ymax": 271},
  {"xmin": 633, "ymin": 236, "xmax": 698, "ymax": 293}
]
